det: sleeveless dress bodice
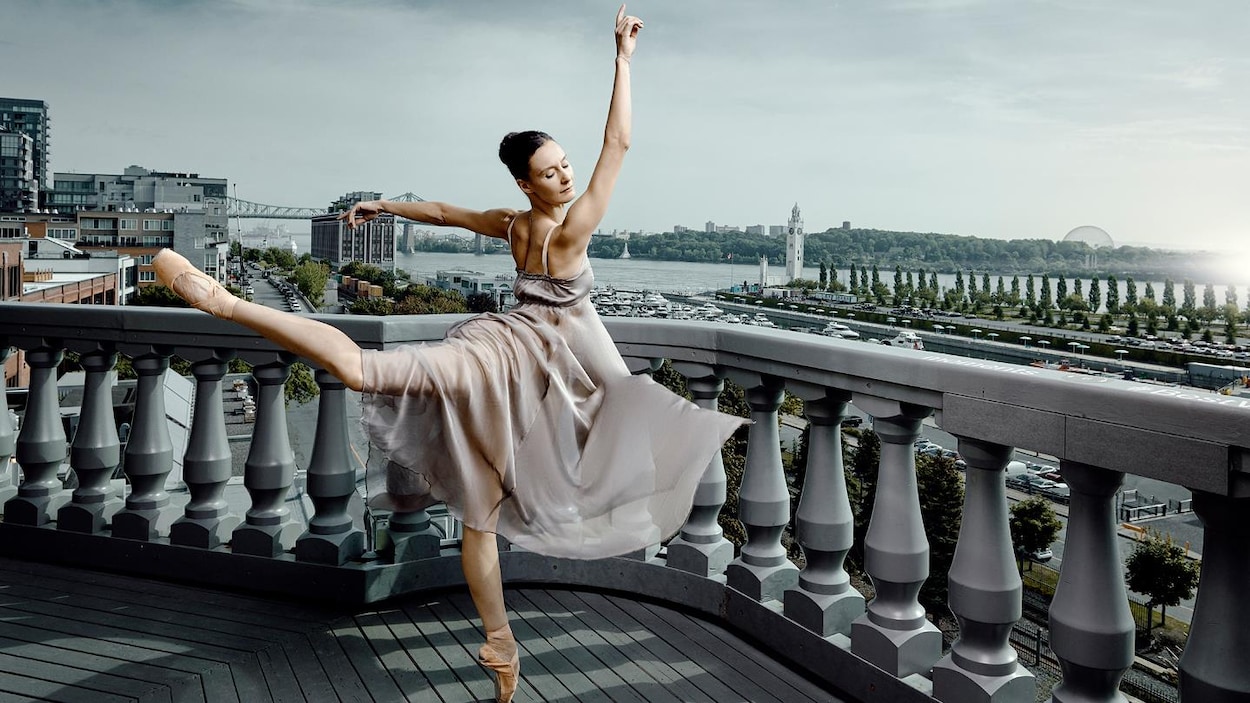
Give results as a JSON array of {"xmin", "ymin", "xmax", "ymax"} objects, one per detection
[{"xmin": 357, "ymin": 216, "xmax": 746, "ymax": 558}]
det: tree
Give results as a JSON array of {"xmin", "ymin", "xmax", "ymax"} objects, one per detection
[
  {"xmin": 284, "ymin": 361, "xmax": 320, "ymax": 405},
  {"xmin": 1039, "ymin": 274, "xmax": 1052, "ymax": 310},
  {"xmin": 1144, "ymin": 281, "xmax": 1156, "ymax": 303},
  {"xmin": 129, "ymin": 284, "xmax": 193, "ymax": 308},
  {"xmin": 1181, "ymin": 279, "xmax": 1197, "ymax": 316},
  {"xmin": 1106, "ymin": 274, "xmax": 1120, "ymax": 315},
  {"xmin": 1162, "ymin": 278, "xmax": 1176, "ymax": 311},
  {"xmin": 819, "ymin": 261, "xmax": 828, "ymax": 291},
  {"xmin": 1125, "ymin": 277, "xmax": 1138, "ymax": 313},
  {"xmin": 1088, "ymin": 277, "xmax": 1102, "ymax": 313},
  {"xmin": 1025, "ymin": 274, "xmax": 1036, "ymax": 308},
  {"xmin": 1056, "ymin": 275, "xmax": 1068, "ymax": 307},
  {"xmin": 289, "ymin": 260, "xmax": 328, "ymax": 309},
  {"xmin": 1009, "ymin": 497, "xmax": 1062, "ymax": 572},
  {"xmin": 1202, "ymin": 283, "xmax": 1217, "ymax": 319},
  {"xmin": 1125, "ymin": 531, "xmax": 1199, "ymax": 638},
  {"xmin": 849, "ymin": 266, "xmax": 859, "ymax": 293},
  {"xmin": 1010, "ymin": 275, "xmax": 1021, "ymax": 306}
]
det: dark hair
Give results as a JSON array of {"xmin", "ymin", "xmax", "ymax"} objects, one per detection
[{"xmin": 498, "ymin": 130, "xmax": 553, "ymax": 180}]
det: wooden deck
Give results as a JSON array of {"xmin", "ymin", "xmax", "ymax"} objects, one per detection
[{"xmin": 0, "ymin": 557, "xmax": 845, "ymax": 702}]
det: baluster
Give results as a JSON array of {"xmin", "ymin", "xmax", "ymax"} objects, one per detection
[
  {"xmin": 0, "ymin": 346, "xmax": 17, "ymax": 504},
  {"xmin": 171, "ymin": 356, "xmax": 240, "ymax": 548},
  {"xmin": 1179, "ymin": 491, "xmax": 1250, "ymax": 702},
  {"xmin": 232, "ymin": 358, "xmax": 300, "ymax": 556},
  {"xmin": 850, "ymin": 397, "xmax": 941, "ymax": 678},
  {"xmin": 58, "ymin": 348, "xmax": 124, "ymax": 533},
  {"xmin": 725, "ymin": 374, "xmax": 798, "ymax": 602},
  {"xmin": 113, "ymin": 348, "xmax": 177, "ymax": 540},
  {"xmin": 296, "ymin": 369, "xmax": 367, "ymax": 564},
  {"xmin": 381, "ymin": 502, "xmax": 441, "ymax": 563},
  {"xmin": 666, "ymin": 363, "xmax": 734, "ymax": 578},
  {"xmin": 932, "ymin": 438, "xmax": 1034, "ymax": 703},
  {"xmin": 1048, "ymin": 462, "xmax": 1133, "ymax": 703},
  {"xmin": 783, "ymin": 388, "xmax": 865, "ymax": 638},
  {"xmin": 5, "ymin": 346, "xmax": 69, "ymax": 525}
]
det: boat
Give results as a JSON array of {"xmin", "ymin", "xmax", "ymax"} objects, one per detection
[
  {"xmin": 879, "ymin": 331, "xmax": 924, "ymax": 350},
  {"xmin": 694, "ymin": 302, "xmax": 722, "ymax": 318}
]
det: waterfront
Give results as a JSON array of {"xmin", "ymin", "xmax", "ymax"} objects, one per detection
[{"xmin": 281, "ymin": 232, "xmax": 1250, "ymax": 311}]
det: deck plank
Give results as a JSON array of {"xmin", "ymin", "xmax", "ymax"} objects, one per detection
[
  {"xmin": 484, "ymin": 591, "xmax": 613, "ymax": 703},
  {"xmin": 529, "ymin": 589, "xmax": 678, "ymax": 703},
  {"xmin": 674, "ymin": 605, "xmax": 835, "ymax": 702},
  {"xmin": 0, "ymin": 634, "xmax": 200, "ymax": 703},
  {"xmin": 0, "ymin": 556, "xmax": 847, "ymax": 703},
  {"xmin": 606, "ymin": 594, "xmax": 817, "ymax": 703},
  {"xmin": 0, "ymin": 591, "xmax": 269, "ymax": 700},
  {"xmin": 325, "ymin": 616, "xmax": 406, "ymax": 702},
  {"xmin": 441, "ymin": 590, "xmax": 578, "ymax": 703},
  {"xmin": 0, "ymin": 651, "xmax": 161, "ymax": 702}
]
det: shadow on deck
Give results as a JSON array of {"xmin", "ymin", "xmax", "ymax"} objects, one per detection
[{"xmin": 0, "ymin": 557, "xmax": 842, "ymax": 702}]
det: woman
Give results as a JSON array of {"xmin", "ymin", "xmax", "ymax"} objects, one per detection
[{"xmin": 155, "ymin": 7, "xmax": 744, "ymax": 702}]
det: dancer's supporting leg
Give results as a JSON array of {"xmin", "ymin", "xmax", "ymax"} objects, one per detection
[
  {"xmin": 153, "ymin": 250, "xmax": 363, "ymax": 390},
  {"xmin": 463, "ymin": 526, "xmax": 519, "ymax": 702}
]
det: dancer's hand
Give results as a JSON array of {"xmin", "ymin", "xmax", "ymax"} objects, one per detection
[
  {"xmin": 615, "ymin": 4, "xmax": 642, "ymax": 62},
  {"xmin": 339, "ymin": 200, "xmax": 385, "ymax": 228}
]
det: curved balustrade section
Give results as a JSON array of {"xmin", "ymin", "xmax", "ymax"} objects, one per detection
[{"xmin": 1, "ymin": 303, "xmax": 1248, "ymax": 703}]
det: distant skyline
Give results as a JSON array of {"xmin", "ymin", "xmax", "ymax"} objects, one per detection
[{"xmin": 7, "ymin": 1, "xmax": 1248, "ymax": 264}]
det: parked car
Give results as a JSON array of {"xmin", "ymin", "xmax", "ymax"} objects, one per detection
[{"xmin": 1018, "ymin": 546, "xmax": 1054, "ymax": 563}]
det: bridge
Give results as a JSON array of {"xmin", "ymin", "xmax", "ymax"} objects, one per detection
[{"xmin": 225, "ymin": 192, "xmax": 427, "ymax": 219}]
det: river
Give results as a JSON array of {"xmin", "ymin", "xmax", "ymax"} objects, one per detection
[{"xmin": 283, "ymin": 233, "xmax": 1250, "ymax": 309}]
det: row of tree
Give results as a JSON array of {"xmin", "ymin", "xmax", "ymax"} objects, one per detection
[
  {"xmin": 565, "ymin": 227, "xmax": 1220, "ymax": 280},
  {"xmin": 807, "ymin": 261, "xmax": 1249, "ymax": 327}
]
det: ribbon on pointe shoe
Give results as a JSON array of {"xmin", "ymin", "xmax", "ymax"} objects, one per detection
[
  {"xmin": 153, "ymin": 249, "xmax": 238, "ymax": 320},
  {"xmin": 478, "ymin": 625, "xmax": 519, "ymax": 703}
]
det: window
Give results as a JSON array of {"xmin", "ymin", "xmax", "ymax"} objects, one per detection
[
  {"xmin": 119, "ymin": 219, "xmax": 137, "ymax": 231},
  {"xmin": 143, "ymin": 219, "xmax": 162, "ymax": 231},
  {"xmin": 47, "ymin": 228, "xmax": 76, "ymax": 239},
  {"xmin": 139, "ymin": 270, "xmax": 156, "ymax": 282},
  {"xmin": 139, "ymin": 254, "xmax": 154, "ymax": 264},
  {"xmin": 162, "ymin": 221, "xmax": 174, "ymax": 231}
]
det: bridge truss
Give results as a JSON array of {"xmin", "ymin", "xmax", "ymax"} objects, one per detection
[{"xmin": 226, "ymin": 192, "xmax": 426, "ymax": 220}]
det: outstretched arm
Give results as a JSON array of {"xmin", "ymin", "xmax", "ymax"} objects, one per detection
[
  {"xmin": 340, "ymin": 200, "xmax": 517, "ymax": 240},
  {"xmin": 558, "ymin": 5, "xmax": 642, "ymax": 248}
]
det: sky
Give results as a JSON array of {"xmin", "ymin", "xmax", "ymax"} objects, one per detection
[{"xmin": 6, "ymin": 0, "xmax": 1249, "ymax": 260}]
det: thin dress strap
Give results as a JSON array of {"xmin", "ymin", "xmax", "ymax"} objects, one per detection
[
  {"xmin": 506, "ymin": 214, "xmax": 518, "ymax": 248},
  {"xmin": 539, "ymin": 222, "xmax": 560, "ymax": 276}
]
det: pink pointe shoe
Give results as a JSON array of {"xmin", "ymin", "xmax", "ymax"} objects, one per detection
[
  {"xmin": 479, "ymin": 625, "xmax": 520, "ymax": 703},
  {"xmin": 153, "ymin": 249, "xmax": 238, "ymax": 320}
]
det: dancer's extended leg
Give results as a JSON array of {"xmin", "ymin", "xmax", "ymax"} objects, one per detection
[
  {"xmin": 153, "ymin": 250, "xmax": 363, "ymax": 390},
  {"xmin": 462, "ymin": 526, "xmax": 518, "ymax": 702}
]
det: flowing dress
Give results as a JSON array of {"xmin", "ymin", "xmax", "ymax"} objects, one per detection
[{"xmin": 359, "ymin": 220, "xmax": 747, "ymax": 558}]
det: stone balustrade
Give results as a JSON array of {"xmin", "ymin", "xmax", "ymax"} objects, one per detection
[{"xmin": 1, "ymin": 301, "xmax": 1247, "ymax": 703}]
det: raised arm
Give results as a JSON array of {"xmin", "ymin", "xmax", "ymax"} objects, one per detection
[
  {"xmin": 557, "ymin": 5, "xmax": 642, "ymax": 248},
  {"xmin": 339, "ymin": 200, "xmax": 517, "ymax": 240}
]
